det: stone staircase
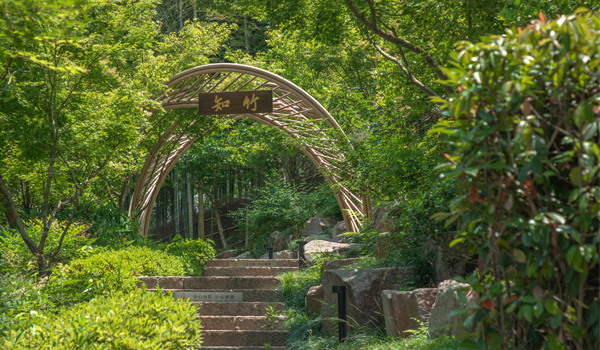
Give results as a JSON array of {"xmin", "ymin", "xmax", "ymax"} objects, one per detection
[{"xmin": 138, "ymin": 258, "xmax": 298, "ymax": 350}]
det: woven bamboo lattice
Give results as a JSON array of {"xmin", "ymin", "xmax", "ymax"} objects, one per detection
[{"xmin": 130, "ymin": 63, "xmax": 367, "ymax": 237}]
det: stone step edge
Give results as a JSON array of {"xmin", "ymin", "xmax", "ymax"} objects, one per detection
[
  {"xmin": 206, "ymin": 259, "xmax": 298, "ymax": 267},
  {"xmin": 198, "ymin": 315, "xmax": 287, "ymax": 331},
  {"xmin": 201, "ymin": 347, "xmax": 286, "ymax": 350},
  {"xmin": 204, "ymin": 266, "xmax": 296, "ymax": 273},
  {"xmin": 202, "ymin": 330, "xmax": 287, "ymax": 347},
  {"xmin": 138, "ymin": 276, "xmax": 281, "ymax": 290},
  {"xmin": 195, "ymin": 301, "xmax": 286, "ymax": 316}
]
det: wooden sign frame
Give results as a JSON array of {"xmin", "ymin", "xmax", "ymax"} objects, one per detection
[{"xmin": 198, "ymin": 90, "xmax": 273, "ymax": 115}]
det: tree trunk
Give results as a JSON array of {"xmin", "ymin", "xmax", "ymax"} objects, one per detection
[
  {"xmin": 197, "ymin": 180, "xmax": 204, "ymax": 239},
  {"xmin": 174, "ymin": 168, "xmax": 180, "ymax": 237},
  {"xmin": 187, "ymin": 172, "xmax": 193, "ymax": 239},
  {"xmin": 212, "ymin": 172, "xmax": 228, "ymax": 249}
]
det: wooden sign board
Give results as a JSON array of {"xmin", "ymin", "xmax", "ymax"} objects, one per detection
[
  {"xmin": 173, "ymin": 291, "xmax": 243, "ymax": 303},
  {"xmin": 228, "ymin": 260, "xmax": 280, "ymax": 267},
  {"xmin": 198, "ymin": 90, "xmax": 273, "ymax": 115}
]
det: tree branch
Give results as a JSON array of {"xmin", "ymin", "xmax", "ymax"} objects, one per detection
[
  {"xmin": 0, "ymin": 175, "xmax": 39, "ymax": 254},
  {"xmin": 371, "ymin": 40, "xmax": 439, "ymax": 97},
  {"xmin": 0, "ymin": 69, "xmax": 29, "ymax": 95},
  {"xmin": 343, "ymin": 0, "xmax": 449, "ymax": 82}
]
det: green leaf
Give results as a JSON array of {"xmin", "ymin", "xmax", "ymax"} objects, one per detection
[
  {"xmin": 450, "ymin": 237, "xmax": 466, "ymax": 248},
  {"xmin": 574, "ymin": 101, "xmax": 594, "ymax": 128},
  {"xmin": 521, "ymin": 305, "xmax": 533, "ymax": 322},
  {"xmin": 549, "ymin": 313, "xmax": 563, "ymax": 329},
  {"xmin": 533, "ymin": 300, "xmax": 544, "ymax": 318},
  {"xmin": 569, "ymin": 167, "xmax": 583, "ymax": 186},
  {"xmin": 544, "ymin": 299, "xmax": 561, "ymax": 315},
  {"xmin": 546, "ymin": 212, "xmax": 566, "ymax": 225},
  {"xmin": 513, "ymin": 249, "xmax": 527, "ymax": 263}
]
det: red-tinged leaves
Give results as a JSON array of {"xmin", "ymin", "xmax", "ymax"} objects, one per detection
[
  {"xmin": 539, "ymin": 12, "xmax": 546, "ymax": 24},
  {"xmin": 482, "ymin": 299, "xmax": 495, "ymax": 311},
  {"xmin": 533, "ymin": 286, "xmax": 544, "ymax": 299},
  {"xmin": 522, "ymin": 99, "xmax": 533, "ymax": 115},
  {"xmin": 469, "ymin": 185, "xmax": 478, "ymax": 202},
  {"xmin": 478, "ymin": 257, "xmax": 485, "ymax": 271},
  {"xmin": 505, "ymin": 295, "xmax": 518, "ymax": 305},
  {"xmin": 551, "ymin": 230, "xmax": 558, "ymax": 248}
]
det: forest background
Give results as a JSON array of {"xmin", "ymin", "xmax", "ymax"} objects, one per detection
[{"xmin": 0, "ymin": 0, "xmax": 598, "ymax": 349}]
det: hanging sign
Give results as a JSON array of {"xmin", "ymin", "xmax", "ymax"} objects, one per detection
[{"xmin": 198, "ymin": 90, "xmax": 273, "ymax": 115}]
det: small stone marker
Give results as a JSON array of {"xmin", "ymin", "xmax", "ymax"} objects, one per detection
[
  {"xmin": 228, "ymin": 260, "xmax": 279, "ymax": 267},
  {"xmin": 173, "ymin": 291, "xmax": 243, "ymax": 302}
]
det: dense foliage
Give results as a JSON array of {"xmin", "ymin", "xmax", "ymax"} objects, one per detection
[
  {"xmin": 0, "ymin": 288, "xmax": 203, "ymax": 350},
  {"xmin": 1, "ymin": 0, "xmax": 598, "ymax": 349},
  {"xmin": 434, "ymin": 12, "xmax": 599, "ymax": 349}
]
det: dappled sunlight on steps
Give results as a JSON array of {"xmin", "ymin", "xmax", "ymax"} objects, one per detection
[{"xmin": 139, "ymin": 258, "xmax": 298, "ymax": 350}]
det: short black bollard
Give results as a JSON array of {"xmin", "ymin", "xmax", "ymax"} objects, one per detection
[
  {"xmin": 332, "ymin": 285, "xmax": 348, "ymax": 342},
  {"xmin": 297, "ymin": 240, "xmax": 307, "ymax": 268},
  {"xmin": 268, "ymin": 247, "xmax": 274, "ymax": 259}
]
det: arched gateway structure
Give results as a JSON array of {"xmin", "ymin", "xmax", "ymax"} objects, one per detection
[{"xmin": 130, "ymin": 63, "xmax": 367, "ymax": 238}]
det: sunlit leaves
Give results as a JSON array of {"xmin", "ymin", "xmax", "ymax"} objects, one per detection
[{"xmin": 432, "ymin": 11, "xmax": 600, "ymax": 349}]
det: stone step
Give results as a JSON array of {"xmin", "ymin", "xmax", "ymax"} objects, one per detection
[
  {"xmin": 202, "ymin": 330, "xmax": 287, "ymax": 347},
  {"xmin": 138, "ymin": 276, "xmax": 280, "ymax": 290},
  {"xmin": 201, "ymin": 347, "xmax": 285, "ymax": 350},
  {"xmin": 195, "ymin": 302, "xmax": 285, "ymax": 316},
  {"xmin": 206, "ymin": 259, "xmax": 298, "ymax": 268},
  {"xmin": 153, "ymin": 289, "xmax": 283, "ymax": 303},
  {"xmin": 199, "ymin": 315, "xmax": 286, "ymax": 330},
  {"xmin": 203, "ymin": 266, "xmax": 298, "ymax": 277}
]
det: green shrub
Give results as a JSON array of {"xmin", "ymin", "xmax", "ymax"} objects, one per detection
[
  {"xmin": 0, "ymin": 219, "xmax": 90, "ymax": 272},
  {"xmin": 235, "ymin": 180, "xmax": 310, "ymax": 254},
  {"xmin": 50, "ymin": 246, "xmax": 185, "ymax": 305},
  {"xmin": 163, "ymin": 238, "xmax": 216, "ymax": 275},
  {"xmin": 0, "ymin": 270, "xmax": 49, "ymax": 337},
  {"xmin": 286, "ymin": 321, "xmax": 462, "ymax": 350},
  {"xmin": 434, "ymin": 11, "xmax": 599, "ymax": 349},
  {"xmin": 83, "ymin": 204, "xmax": 142, "ymax": 247},
  {"xmin": 0, "ymin": 288, "xmax": 203, "ymax": 349}
]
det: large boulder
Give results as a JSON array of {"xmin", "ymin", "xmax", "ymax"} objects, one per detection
[
  {"xmin": 234, "ymin": 251, "xmax": 251, "ymax": 259},
  {"xmin": 260, "ymin": 250, "xmax": 295, "ymax": 260},
  {"xmin": 270, "ymin": 231, "xmax": 292, "ymax": 251},
  {"xmin": 321, "ymin": 258, "xmax": 362, "ymax": 273},
  {"xmin": 331, "ymin": 221, "xmax": 347, "ymax": 239},
  {"xmin": 302, "ymin": 217, "xmax": 336, "ymax": 237},
  {"xmin": 305, "ymin": 285, "xmax": 324, "ymax": 315},
  {"xmin": 303, "ymin": 240, "xmax": 361, "ymax": 263},
  {"xmin": 215, "ymin": 250, "xmax": 238, "ymax": 259},
  {"xmin": 381, "ymin": 288, "xmax": 437, "ymax": 337},
  {"xmin": 428, "ymin": 280, "xmax": 476, "ymax": 338},
  {"xmin": 321, "ymin": 267, "xmax": 415, "ymax": 336}
]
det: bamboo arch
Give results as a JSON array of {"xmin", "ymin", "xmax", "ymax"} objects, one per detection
[{"xmin": 129, "ymin": 63, "xmax": 367, "ymax": 238}]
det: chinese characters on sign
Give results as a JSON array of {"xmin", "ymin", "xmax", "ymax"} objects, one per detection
[
  {"xmin": 198, "ymin": 90, "xmax": 273, "ymax": 115},
  {"xmin": 228, "ymin": 260, "xmax": 279, "ymax": 267},
  {"xmin": 212, "ymin": 95, "xmax": 230, "ymax": 112},
  {"xmin": 172, "ymin": 291, "xmax": 243, "ymax": 303}
]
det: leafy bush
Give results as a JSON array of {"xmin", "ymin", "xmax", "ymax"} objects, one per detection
[
  {"xmin": 83, "ymin": 204, "xmax": 142, "ymax": 247},
  {"xmin": 0, "ymin": 288, "xmax": 203, "ymax": 349},
  {"xmin": 235, "ymin": 179, "xmax": 334, "ymax": 254},
  {"xmin": 434, "ymin": 11, "xmax": 599, "ymax": 349},
  {"xmin": 0, "ymin": 270, "xmax": 48, "ymax": 337},
  {"xmin": 286, "ymin": 321, "xmax": 461, "ymax": 350},
  {"xmin": 51, "ymin": 246, "xmax": 186, "ymax": 305},
  {"xmin": 0, "ymin": 219, "xmax": 90, "ymax": 272},
  {"xmin": 162, "ymin": 238, "xmax": 216, "ymax": 275}
]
